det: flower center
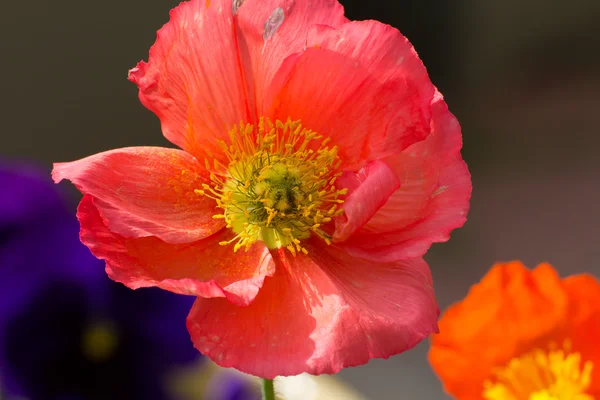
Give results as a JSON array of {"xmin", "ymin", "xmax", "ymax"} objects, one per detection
[
  {"xmin": 196, "ymin": 118, "xmax": 347, "ymax": 255},
  {"xmin": 483, "ymin": 340, "xmax": 594, "ymax": 400},
  {"xmin": 81, "ymin": 320, "xmax": 118, "ymax": 362}
]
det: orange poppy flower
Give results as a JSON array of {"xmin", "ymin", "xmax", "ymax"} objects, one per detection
[{"xmin": 429, "ymin": 261, "xmax": 600, "ymax": 400}]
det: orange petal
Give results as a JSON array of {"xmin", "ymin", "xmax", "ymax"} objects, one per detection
[
  {"xmin": 429, "ymin": 262, "xmax": 568, "ymax": 400},
  {"xmin": 563, "ymin": 274, "xmax": 600, "ymax": 396}
]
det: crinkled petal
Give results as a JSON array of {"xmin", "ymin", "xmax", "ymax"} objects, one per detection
[
  {"xmin": 333, "ymin": 160, "xmax": 400, "ymax": 242},
  {"xmin": 52, "ymin": 147, "xmax": 223, "ymax": 243},
  {"xmin": 429, "ymin": 262, "xmax": 568, "ymax": 400},
  {"xmin": 339, "ymin": 92, "xmax": 471, "ymax": 261},
  {"xmin": 563, "ymin": 274, "xmax": 600, "ymax": 395},
  {"xmin": 77, "ymin": 195, "xmax": 275, "ymax": 306},
  {"xmin": 235, "ymin": 0, "xmax": 347, "ymax": 115},
  {"xmin": 265, "ymin": 46, "xmax": 419, "ymax": 169},
  {"xmin": 187, "ymin": 242, "xmax": 438, "ymax": 378},
  {"xmin": 128, "ymin": 0, "xmax": 251, "ymax": 157},
  {"xmin": 306, "ymin": 20, "xmax": 436, "ymax": 160}
]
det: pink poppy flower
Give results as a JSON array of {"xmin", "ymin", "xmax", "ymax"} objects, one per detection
[{"xmin": 53, "ymin": 0, "xmax": 471, "ymax": 378}]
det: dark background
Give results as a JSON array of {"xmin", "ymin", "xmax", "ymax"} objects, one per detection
[{"xmin": 2, "ymin": 0, "xmax": 599, "ymax": 398}]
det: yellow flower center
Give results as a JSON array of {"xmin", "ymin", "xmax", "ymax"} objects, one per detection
[
  {"xmin": 81, "ymin": 320, "xmax": 118, "ymax": 362},
  {"xmin": 196, "ymin": 118, "xmax": 347, "ymax": 255},
  {"xmin": 483, "ymin": 341, "xmax": 594, "ymax": 400}
]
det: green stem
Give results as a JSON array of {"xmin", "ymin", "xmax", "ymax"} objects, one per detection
[{"xmin": 261, "ymin": 378, "xmax": 275, "ymax": 400}]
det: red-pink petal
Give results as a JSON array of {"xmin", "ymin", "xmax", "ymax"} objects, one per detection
[
  {"xmin": 334, "ymin": 160, "xmax": 400, "ymax": 242},
  {"xmin": 312, "ymin": 20, "xmax": 436, "ymax": 160},
  {"xmin": 78, "ymin": 195, "xmax": 275, "ymax": 305},
  {"xmin": 128, "ymin": 0, "xmax": 250, "ymax": 157},
  {"xmin": 340, "ymin": 92, "xmax": 472, "ymax": 261},
  {"xmin": 52, "ymin": 147, "xmax": 223, "ymax": 243},
  {"xmin": 187, "ymin": 242, "xmax": 438, "ymax": 377},
  {"xmin": 236, "ymin": 0, "xmax": 347, "ymax": 114},
  {"xmin": 265, "ymin": 47, "xmax": 400, "ymax": 169},
  {"xmin": 307, "ymin": 20, "xmax": 434, "ymax": 109},
  {"xmin": 265, "ymin": 35, "xmax": 435, "ymax": 168},
  {"xmin": 263, "ymin": 19, "xmax": 435, "ymax": 168}
]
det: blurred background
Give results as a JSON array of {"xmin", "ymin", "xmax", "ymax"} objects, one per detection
[{"xmin": 1, "ymin": 0, "xmax": 599, "ymax": 398}]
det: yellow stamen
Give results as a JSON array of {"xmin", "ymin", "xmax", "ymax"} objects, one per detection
[
  {"xmin": 483, "ymin": 340, "xmax": 594, "ymax": 400},
  {"xmin": 196, "ymin": 118, "xmax": 346, "ymax": 253}
]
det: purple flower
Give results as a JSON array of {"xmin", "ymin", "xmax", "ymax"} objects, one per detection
[
  {"xmin": 205, "ymin": 371, "xmax": 261, "ymax": 400},
  {"xmin": 0, "ymin": 162, "xmax": 202, "ymax": 399}
]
